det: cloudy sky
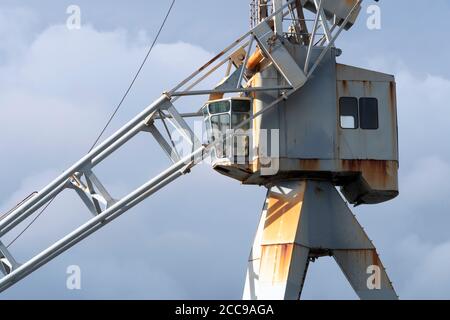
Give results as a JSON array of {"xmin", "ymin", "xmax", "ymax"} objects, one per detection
[{"xmin": 0, "ymin": 0, "xmax": 449, "ymax": 299}]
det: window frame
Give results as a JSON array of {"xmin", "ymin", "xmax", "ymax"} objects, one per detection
[
  {"xmin": 359, "ymin": 97, "xmax": 379, "ymax": 130},
  {"xmin": 338, "ymin": 96, "xmax": 380, "ymax": 131},
  {"xmin": 202, "ymin": 97, "xmax": 252, "ymax": 159},
  {"xmin": 339, "ymin": 96, "xmax": 359, "ymax": 130}
]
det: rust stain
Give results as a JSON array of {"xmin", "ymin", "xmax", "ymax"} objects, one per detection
[
  {"xmin": 341, "ymin": 80, "xmax": 349, "ymax": 95},
  {"xmin": 342, "ymin": 159, "xmax": 393, "ymax": 188},
  {"xmin": 209, "ymin": 93, "xmax": 224, "ymax": 101},
  {"xmin": 276, "ymin": 244, "xmax": 293, "ymax": 282},
  {"xmin": 298, "ymin": 159, "xmax": 321, "ymax": 171},
  {"xmin": 362, "ymin": 80, "xmax": 373, "ymax": 96},
  {"xmin": 389, "ymin": 82, "xmax": 396, "ymax": 109},
  {"xmin": 297, "ymin": 159, "xmax": 397, "ymax": 189},
  {"xmin": 389, "ymin": 81, "xmax": 399, "ymax": 158},
  {"xmin": 260, "ymin": 244, "xmax": 294, "ymax": 283},
  {"xmin": 345, "ymin": 0, "xmax": 358, "ymax": 6},
  {"xmin": 341, "ymin": 249, "xmax": 381, "ymax": 268},
  {"xmin": 246, "ymin": 48, "xmax": 264, "ymax": 72},
  {"xmin": 341, "ymin": 159, "xmax": 388, "ymax": 172},
  {"xmin": 371, "ymin": 249, "xmax": 380, "ymax": 268}
]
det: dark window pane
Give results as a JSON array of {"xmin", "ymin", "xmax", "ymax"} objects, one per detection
[
  {"xmin": 209, "ymin": 100, "xmax": 230, "ymax": 114},
  {"xmin": 232, "ymin": 99, "xmax": 251, "ymax": 112},
  {"xmin": 231, "ymin": 113, "xmax": 250, "ymax": 130},
  {"xmin": 359, "ymin": 98, "xmax": 379, "ymax": 130},
  {"xmin": 339, "ymin": 97, "xmax": 358, "ymax": 129}
]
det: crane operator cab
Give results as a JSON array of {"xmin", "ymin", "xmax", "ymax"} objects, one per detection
[
  {"xmin": 200, "ymin": 0, "xmax": 398, "ymax": 207},
  {"xmin": 202, "ymin": 50, "xmax": 399, "ymax": 206},
  {"xmin": 202, "ymin": 97, "xmax": 252, "ymax": 168}
]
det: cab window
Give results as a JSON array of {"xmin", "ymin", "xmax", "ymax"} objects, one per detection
[
  {"xmin": 339, "ymin": 97, "xmax": 358, "ymax": 129},
  {"xmin": 359, "ymin": 97, "xmax": 379, "ymax": 130}
]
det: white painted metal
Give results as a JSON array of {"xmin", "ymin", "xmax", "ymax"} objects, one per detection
[
  {"xmin": 0, "ymin": 149, "xmax": 203, "ymax": 292},
  {"xmin": 253, "ymin": 21, "xmax": 307, "ymax": 89},
  {"xmin": 273, "ymin": 0, "xmax": 284, "ymax": 35},
  {"xmin": 0, "ymin": 0, "xmax": 365, "ymax": 294},
  {"xmin": 237, "ymin": 37, "xmax": 255, "ymax": 88},
  {"xmin": 307, "ymin": 0, "xmax": 362, "ymax": 77},
  {"xmin": 304, "ymin": 0, "xmax": 322, "ymax": 74}
]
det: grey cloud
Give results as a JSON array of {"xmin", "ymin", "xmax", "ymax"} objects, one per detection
[{"xmin": 1, "ymin": 1, "xmax": 450, "ymax": 300}]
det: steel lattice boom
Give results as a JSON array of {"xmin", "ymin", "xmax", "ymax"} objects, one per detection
[{"xmin": 0, "ymin": 0, "xmax": 388, "ymax": 299}]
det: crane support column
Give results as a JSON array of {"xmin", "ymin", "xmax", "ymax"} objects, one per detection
[{"xmin": 243, "ymin": 180, "xmax": 398, "ymax": 300}]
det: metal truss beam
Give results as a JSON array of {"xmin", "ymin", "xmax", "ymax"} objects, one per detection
[{"xmin": 0, "ymin": 0, "xmax": 361, "ymax": 293}]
